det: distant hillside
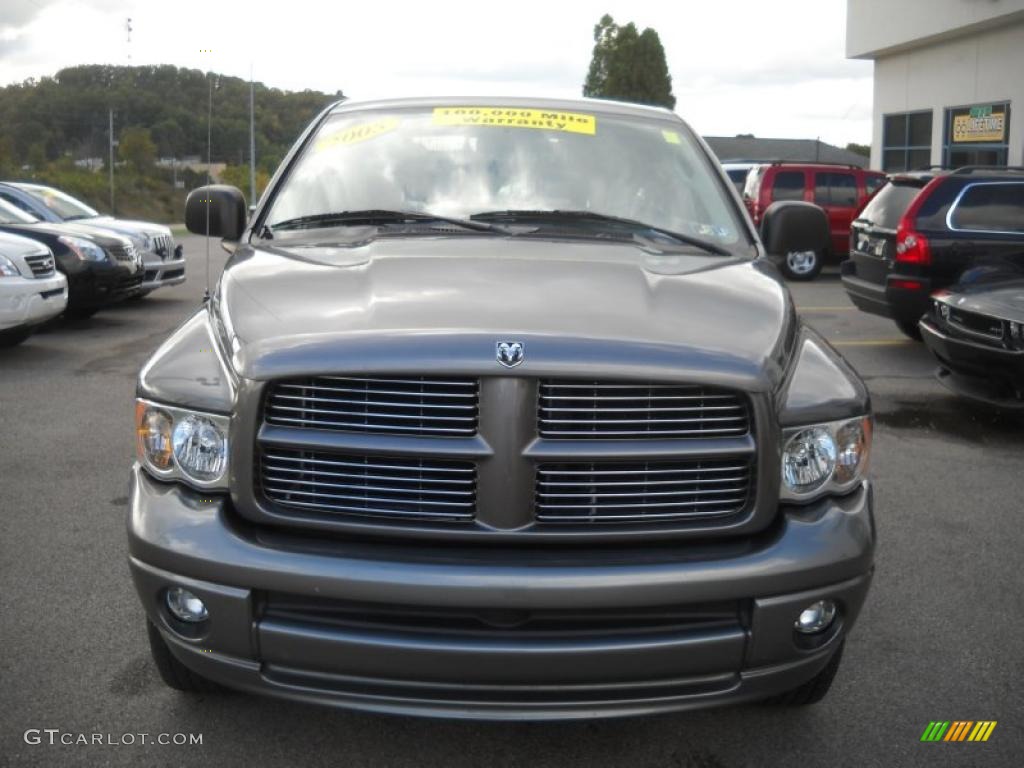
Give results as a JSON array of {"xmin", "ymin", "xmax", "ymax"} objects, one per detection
[
  {"xmin": 0, "ymin": 64, "xmax": 339, "ymax": 222},
  {"xmin": 0, "ymin": 64, "xmax": 338, "ymax": 172}
]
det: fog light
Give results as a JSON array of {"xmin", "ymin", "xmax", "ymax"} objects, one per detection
[
  {"xmin": 166, "ymin": 587, "xmax": 208, "ymax": 623},
  {"xmin": 795, "ymin": 600, "xmax": 836, "ymax": 634},
  {"xmin": 939, "ymin": 303, "xmax": 950, "ymax": 321}
]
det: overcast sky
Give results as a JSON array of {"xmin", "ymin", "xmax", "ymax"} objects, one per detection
[{"xmin": 0, "ymin": 0, "xmax": 872, "ymax": 146}]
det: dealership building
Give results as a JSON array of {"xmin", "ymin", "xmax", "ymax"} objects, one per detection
[{"xmin": 847, "ymin": 0, "xmax": 1024, "ymax": 171}]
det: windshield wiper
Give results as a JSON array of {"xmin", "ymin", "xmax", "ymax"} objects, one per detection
[
  {"xmin": 265, "ymin": 209, "xmax": 503, "ymax": 236},
  {"xmin": 469, "ymin": 209, "xmax": 732, "ymax": 256}
]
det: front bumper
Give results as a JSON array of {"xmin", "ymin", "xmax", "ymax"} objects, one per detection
[
  {"xmin": 0, "ymin": 273, "xmax": 67, "ymax": 331},
  {"xmin": 128, "ymin": 466, "xmax": 875, "ymax": 720},
  {"xmin": 139, "ymin": 252, "xmax": 186, "ymax": 292},
  {"xmin": 66, "ymin": 262, "xmax": 144, "ymax": 307},
  {"xmin": 920, "ymin": 317, "xmax": 1024, "ymax": 406}
]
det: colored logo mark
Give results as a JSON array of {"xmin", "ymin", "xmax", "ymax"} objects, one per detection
[{"xmin": 920, "ymin": 721, "xmax": 997, "ymax": 742}]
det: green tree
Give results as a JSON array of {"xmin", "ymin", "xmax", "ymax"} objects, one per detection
[
  {"xmin": 119, "ymin": 126, "xmax": 157, "ymax": 172},
  {"xmin": 583, "ymin": 14, "xmax": 675, "ymax": 109},
  {"xmin": 845, "ymin": 142, "xmax": 870, "ymax": 158}
]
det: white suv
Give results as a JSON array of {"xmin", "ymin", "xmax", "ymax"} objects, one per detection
[{"xmin": 0, "ymin": 231, "xmax": 68, "ymax": 347}]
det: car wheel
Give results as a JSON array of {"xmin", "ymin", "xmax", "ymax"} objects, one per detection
[
  {"xmin": 895, "ymin": 318, "xmax": 924, "ymax": 341},
  {"xmin": 765, "ymin": 641, "xmax": 844, "ymax": 706},
  {"xmin": 780, "ymin": 250, "xmax": 823, "ymax": 281},
  {"xmin": 146, "ymin": 620, "xmax": 222, "ymax": 693},
  {"xmin": 128, "ymin": 290, "xmax": 154, "ymax": 301},
  {"xmin": 0, "ymin": 327, "xmax": 33, "ymax": 347},
  {"xmin": 63, "ymin": 305, "xmax": 99, "ymax": 320}
]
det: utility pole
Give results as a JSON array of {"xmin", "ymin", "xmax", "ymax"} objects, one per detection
[
  {"xmin": 249, "ymin": 66, "xmax": 256, "ymax": 204},
  {"xmin": 108, "ymin": 109, "xmax": 115, "ymax": 214}
]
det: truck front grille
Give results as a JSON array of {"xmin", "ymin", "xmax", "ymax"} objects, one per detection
[
  {"xmin": 258, "ymin": 448, "xmax": 476, "ymax": 522},
  {"xmin": 538, "ymin": 380, "xmax": 750, "ymax": 439},
  {"xmin": 151, "ymin": 234, "xmax": 174, "ymax": 260},
  {"xmin": 535, "ymin": 458, "xmax": 752, "ymax": 523},
  {"xmin": 264, "ymin": 376, "xmax": 479, "ymax": 437},
  {"xmin": 24, "ymin": 253, "xmax": 55, "ymax": 278}
]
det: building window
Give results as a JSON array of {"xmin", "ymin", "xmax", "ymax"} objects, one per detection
[
  {"xmin": 944, "ymin": 103, "xmax": 1011, "ymax": 169},
  {"xmin": 882, "ymin": 111, "xmax": 933, "ymax": 172}
]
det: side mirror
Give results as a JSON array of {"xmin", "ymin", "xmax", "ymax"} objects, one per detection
[
  {"xmin": 759, "ymin": 201, "xmax": 829, "ymax": 255},
  {"xmin": 185, "ymin": 185, "xmax": 247, "ymax": 241}
]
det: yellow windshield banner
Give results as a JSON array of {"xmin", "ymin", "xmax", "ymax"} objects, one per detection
[
  {"xmin": 432, "ymin": 107, "xmax": 596, "ymax": 135},
  {"xmin": 315, "ymin": 117, "xmax": 400, "ymax": 151}
]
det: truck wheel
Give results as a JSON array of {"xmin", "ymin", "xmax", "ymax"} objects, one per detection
[
  {"xmin": 146, "ymin": 620, "xmax": 222, "ymax": 693},
  {"xmin": 781, "ymin": 250, "xmax": 823, "ymax": 281},
  {"xmin": 0, "ymin": 327, "xmax": 33, "ymax": 347},
  {"xmin": 765, "ymin": 642, "xmax": 844, "ymax": 706},
  {"xmin": 895, "ymin": 318, "xmax": 923, "ymax": 341}
]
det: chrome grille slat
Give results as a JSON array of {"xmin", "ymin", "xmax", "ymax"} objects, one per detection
[
  {"xmin": 261, "ymin": 451, "xmax": 473, "ymax": 474},
  {"xmin": 538, "ymin": 380, "xmax": 750, "ymax": 439},
  {"xmin": 24, "ymin": 253, "xmax": 55, "ymax": 278},
  {"xmin": 535, "ymin": 459, "xmax": 752, "ymax": 524},
  {"xmin": 265, "ymin": 376, "xmax": 479, "ymax": 436},
  {"xmin": 259, "ymin": 448, "xmax": 476, "ymax": 522}
]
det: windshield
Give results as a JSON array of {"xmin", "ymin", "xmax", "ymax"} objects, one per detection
[
  {"xmin": 265, "ymin": 106, "xmax": 746, "ymax": 247},
  {"xmin": 857, "ymin": 181, "xmax": 926, "ymax": 230},
  {"xmin": 0, "ymin": 197, "xmax": 40, "ymax": 225},
  {"xmin": 16, "ymin": 183, "xmax": 99, "ymax": 220}
]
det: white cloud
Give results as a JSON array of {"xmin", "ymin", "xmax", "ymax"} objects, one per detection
[{"xmin": 0, "ymin": 0, "xmax": 872, "ymax": 146}]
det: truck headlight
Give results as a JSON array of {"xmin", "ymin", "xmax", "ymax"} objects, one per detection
[
  {"xmin": 135, "ymin": 399, "xmax": 230, "ymax": 490},
  {"xmin": 781, "ymin": 416, "xmax": 871, "ymax": 502}
]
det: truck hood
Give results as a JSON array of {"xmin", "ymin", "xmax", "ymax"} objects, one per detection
[{"xmin": 216, "ymin": 236, "xmax": 796, "ymax": 392}]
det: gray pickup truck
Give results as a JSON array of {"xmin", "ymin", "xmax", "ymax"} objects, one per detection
[{"xmin": 129, "ymin": 97, "xmax": 875, "ymax": 720}]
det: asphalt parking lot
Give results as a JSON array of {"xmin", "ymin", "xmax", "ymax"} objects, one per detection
[{"xmin": 1, "ymin": 234, "xmax": 1021, "ymax": 767}]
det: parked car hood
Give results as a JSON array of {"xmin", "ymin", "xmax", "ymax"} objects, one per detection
[
  {"xmin": 0, "ymin": 220, "xmax": 131, "ymax": 248},
  {"xmin": 215, "ymin": 236, "xmax": 796, "ymax": 391},
  {"xmin": 78, "ymin": 216, "xmax": 172, "ymax": 238},
  {"xmin": 0, "ymin": 230, "xmax": 51, "ymax": 259},
  {"xmin": 947, "ymin": 279, "xmax": 1024, "ymax": 321}
]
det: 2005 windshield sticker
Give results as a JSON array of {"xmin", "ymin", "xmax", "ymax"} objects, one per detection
[
  {"xmin": 432, "ymin": 107, "xmax": 596, "ymax": 136},
  {"xmin": 314, "ymin": 117, "xmax": 401, "ymax": 152}
]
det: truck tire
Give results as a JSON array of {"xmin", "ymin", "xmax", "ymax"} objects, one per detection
[
  {"xmin": 146, "ymin": 620, "xmax": 222, "ymax": 693},
  {"xmin": 780, "ymin": 249, "xmax": 823, "ymax": 281},
  {"xmin": 895, "ymin": 318, "xmax": 923, "ymax": 341},
  {"xmin": 765, "ymin": 642, "xmax": 844, "ymax": 706}
]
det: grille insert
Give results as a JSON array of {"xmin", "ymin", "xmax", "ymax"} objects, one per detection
[
  {"xmin": 264, "ymin": 376, "xmax": 479, "ymax": 437},
  {"xmin": 536, "ymin": 459, "xmax": 752, "ymax": 523},
  {"xmin": 539, "ymin": 380, "xmax": 750, "ymax": 439},
  {"xmin": 259, "ymin": 448, "xmax": 476, "ymax": 522},
  {"xmin": 108, "ymin": 244, "xmax": 137, "ymax": 263},
  {"xmin": 24, "ymin": 253, "xmax": 55, "ymax": 278}
]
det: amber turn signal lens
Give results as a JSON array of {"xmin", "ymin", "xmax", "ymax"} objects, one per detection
[{"xmin": 136, "ymin": 401, "xmax": 174, "ymax": 471}]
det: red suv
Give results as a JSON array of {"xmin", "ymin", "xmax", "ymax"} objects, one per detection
[{"xmin": 743, "ymin": 162, "xmax": 886, "ymax": 280}]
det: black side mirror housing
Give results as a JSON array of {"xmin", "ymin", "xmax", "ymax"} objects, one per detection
[
  {"xmin": 759, "ymin": 201, "xmax": 830, "ymax": 255},
  {"xmin": 185, "ymin": 185, "xmax": 247, "ymax": 241}
]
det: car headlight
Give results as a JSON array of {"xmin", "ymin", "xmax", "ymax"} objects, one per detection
[
  {"xmin": 135, "ymin": 400, "xmax": 230, "ymax": 490},
  {"xmin": 781, "ymin": 416, "xmax": 871, "ymax": 502},
  {"xmin": 58, "ymin": 235, "xmax": 107, "ymax": 262},
  {"xmin": 0, "ymin": 254, "xmax": 21, "ymax": 277}
]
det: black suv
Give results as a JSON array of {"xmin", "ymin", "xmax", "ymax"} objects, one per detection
[{"xmin": 841, "ymin": 167, "xmax": 1024, "ymax": 339}]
